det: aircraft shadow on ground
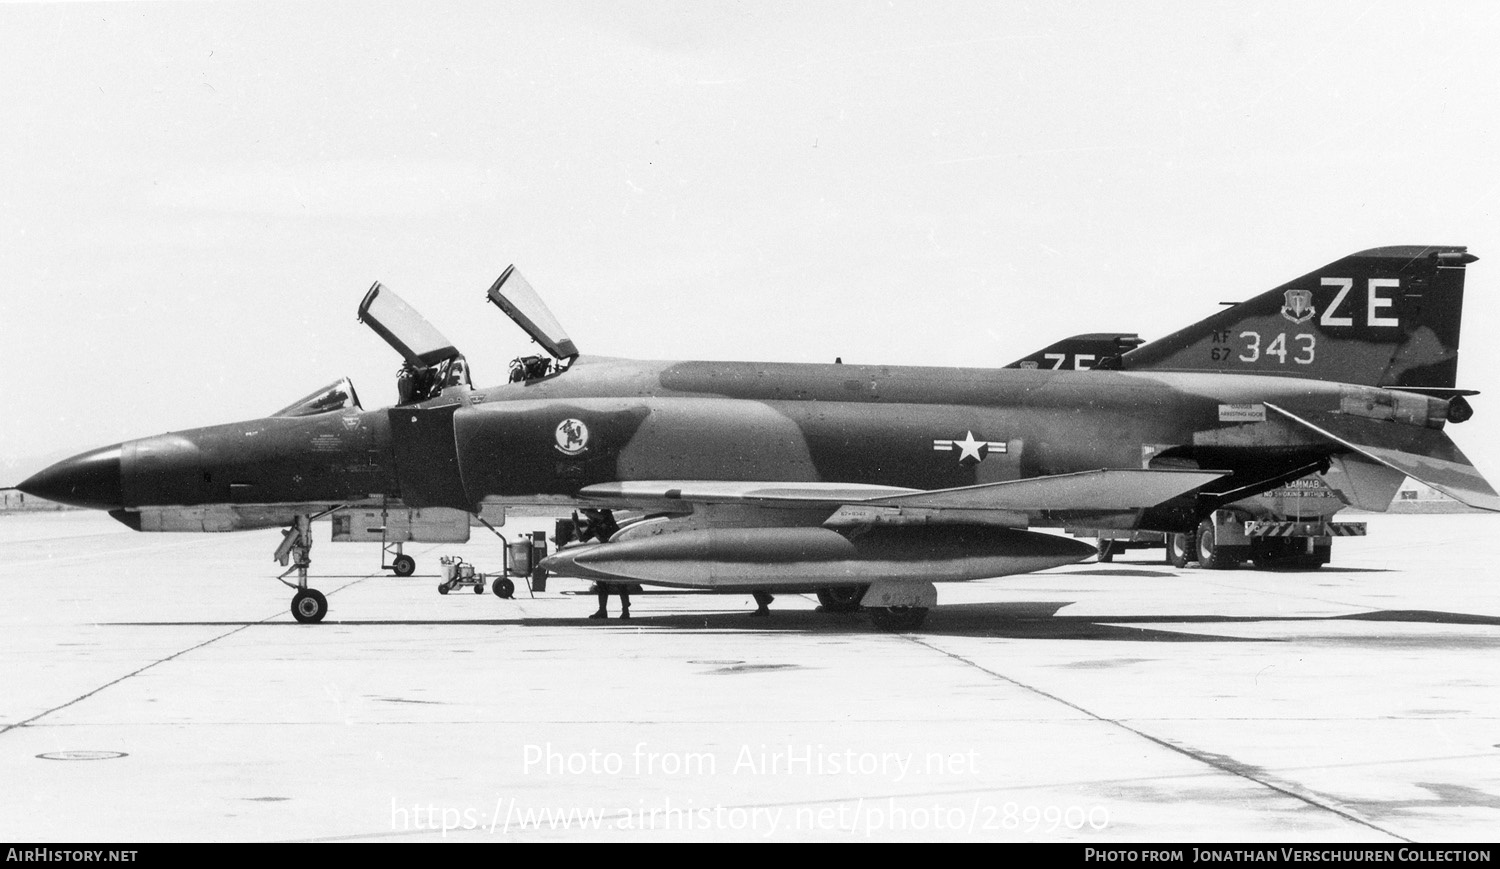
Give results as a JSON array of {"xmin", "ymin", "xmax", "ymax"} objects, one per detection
[
  {"xmin": 108, "ymin": 604, "xmax": 1500, "ymax": 641},
  {"xmin": 1067, "ymin": 565, "xmax": 1394, "ymax": 577}
]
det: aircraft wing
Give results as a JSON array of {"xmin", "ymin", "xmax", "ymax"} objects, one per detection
[
  {"xmin": 868, "ymin": 469, "xmax": 1226, "ymax": 510},
  {"xmin": 577, "ymin": 480, "xmax": 921, "ymax": 505},
  {"xmin": 577, "ymin": 468, "xmax": 1226, "ymax": 514},
  {"xmin": 1266, "ymin": 403, "xmax": 1500, "ymax": 512}
]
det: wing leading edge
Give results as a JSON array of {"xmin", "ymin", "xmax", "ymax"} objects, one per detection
[{"xmin": 578, "ymin": 468, "xmax": 1226, "ymax": 516}]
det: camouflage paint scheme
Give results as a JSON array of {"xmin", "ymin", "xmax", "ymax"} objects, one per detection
[{"xmin": 18, "ymin": 245, "xmax": 1498, "ymax": 623}]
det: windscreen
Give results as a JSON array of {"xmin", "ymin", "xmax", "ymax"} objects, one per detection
[{"xmin": 272, "ymin": 378, "xmax": 362, "ymax": 417}]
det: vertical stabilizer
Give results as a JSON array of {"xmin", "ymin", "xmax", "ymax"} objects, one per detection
[{"xmin": 1122, "ymin": 246, "xmax": 1476, "ymax": 389}]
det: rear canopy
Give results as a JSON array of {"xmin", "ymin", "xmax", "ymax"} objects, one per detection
[{"xmin": 486, "ymin": 265, "xmax": 579, "ymax": 360}]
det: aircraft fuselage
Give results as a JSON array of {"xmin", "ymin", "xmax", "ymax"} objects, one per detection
[{"xmin": 33, "ymin": 357, "xmax": 1446, "ymax": 537}]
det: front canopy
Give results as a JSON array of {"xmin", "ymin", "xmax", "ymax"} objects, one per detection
[
  {"xmin": 357, "ymin": 282, "xmax": 461, "ymax": 368},
  {"xmin": 272, "ymin": 377, "xmax": 361, "ymax": 417}
]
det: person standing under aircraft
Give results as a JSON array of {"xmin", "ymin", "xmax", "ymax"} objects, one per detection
[
  {"xmin": 573, "ymin": 508, "xmax": 628, "ymax": 620},
  {"xmin": 590, "ymin": 582, "xmax": 632, "ymax": 620}
]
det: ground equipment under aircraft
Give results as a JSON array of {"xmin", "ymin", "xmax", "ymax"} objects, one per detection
[
  {"xmin": 1006, "ymin": 329, "xmax": 1435, "ymax": 570},
  {"xmin": 17, "ymin": 245, "xmax": 1498, "ymax": 630}
]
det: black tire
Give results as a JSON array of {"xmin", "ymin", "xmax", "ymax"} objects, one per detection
[
  {"xmin": 291, "ymin": 589, "xmax": 328, "ymax": 624},
  {"xmin": 473, "ymin": 582, "xmax": 485, "ymax": 594},
  {"xmin": 1197, "ymin": 518, "xmax": 1241, "ymax": 570},
  {"xmin": 438, "ymin": 583, "xmax": 450, "ymax": 595},
  {"xmin": 391, "ymin": 554, "xmax": 416, "ymax": 577},
  {"xmin": 1251, "ymin": 537, "xmax": 1291, "ymax": 570},
  {"xmin": 869, "ymin": 606, "xmax": 929, "ymax": 632},
  {"xmin": 1097, "ymin": 539, "xmax": 1115, "ymax": 563},
  {"xmin": 493, "ymin": 577, "xmax": 515, "ymax": 599},
  {"xmin": 816, "ymin": 585, "xmax": 867, "ymax": 613},
  {"xmin": 1253, "ymin": 538, "xmax": 1325, "ymax": 571},
  {"xmin": 1168, "ymin": 532, "xmax": 1195, "ymax": 568}
]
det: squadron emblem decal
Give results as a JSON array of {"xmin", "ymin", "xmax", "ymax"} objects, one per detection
[
  {"xmin": 555, "ymin": 418, "xmax": 590, "ymax": 455},
  {"xmin": 1280, "ymin": 288, "xmax": 1316, "ymax": 324},
  {"xmin": 933, "ymin": 431, "xmax": 1006, "ymax": 463}
]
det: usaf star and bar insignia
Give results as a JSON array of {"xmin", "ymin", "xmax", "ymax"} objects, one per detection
[{"xmin": 932, "ymin": 431, "xmax": 1007, "ymax": 463}]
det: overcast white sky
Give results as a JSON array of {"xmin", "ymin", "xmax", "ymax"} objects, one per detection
[{"xmin": 4, "ymin": 1, "xmax": 1500, "ymax": 478}]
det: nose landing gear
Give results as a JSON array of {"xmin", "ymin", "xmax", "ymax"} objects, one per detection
[{"xmin": 276, "ymin": 512, "xmax": 339, "ymax": 623}]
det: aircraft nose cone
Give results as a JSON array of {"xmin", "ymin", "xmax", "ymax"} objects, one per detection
[{"xmin": 16, "ymin": 445, "xmax": 124, "ymax": 510}]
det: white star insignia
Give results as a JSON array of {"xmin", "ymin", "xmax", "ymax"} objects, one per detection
[
  {"xmin": 954, "ymin": 431, "xmax": 985, "ymax": 462},
  {"xmin": 931, "ymin": 432, "xmax": 1008, "ymax": 463}
]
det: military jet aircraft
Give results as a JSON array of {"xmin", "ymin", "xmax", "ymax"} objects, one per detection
[{"xmin": 18, "ymin": 246, "xmax": 1498, "ymax": 630}]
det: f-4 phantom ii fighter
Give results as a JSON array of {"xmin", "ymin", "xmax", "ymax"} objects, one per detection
[{"xmin": 18, "ymin": 246, "xmax": 1499, "ymax": 630}]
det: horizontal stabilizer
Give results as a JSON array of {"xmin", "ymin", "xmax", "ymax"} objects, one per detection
[
  {"xmin": 1266, "ymin": 404, "xmax": 1500, "ymax": 512},
  {"xmin": 578, "ymin": 469, "xmax": 1226, "ymax": 513}
]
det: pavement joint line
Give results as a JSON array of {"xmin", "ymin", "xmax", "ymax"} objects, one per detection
[
  {"xmin": 0, "ymin": 574, "xmax": 375, "ymax": 738},
  {"xmin": 903, "ymin": 635, "xmax": 1415, "ymax": 844}
]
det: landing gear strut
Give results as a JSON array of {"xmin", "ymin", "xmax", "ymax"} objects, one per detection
[{"xmin": 276, "ymin": 514, "xmax": 328, "ymax": 623}]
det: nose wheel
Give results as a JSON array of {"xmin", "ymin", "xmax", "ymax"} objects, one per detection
[{"xmin": 291, "ymin": 589, "xmax": 328, "ymax": 623}]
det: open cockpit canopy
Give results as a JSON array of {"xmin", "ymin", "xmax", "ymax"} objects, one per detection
[
  {"xmin": 486, "ymin": 265, "xmax": 578, "ymax": 362},
  {"xmin": 357, "ymin": 282, "xmax": 461, "ymax": 368},
  {"xmin": 357, "ymin": 281, "xmax": 471, "ymax": 403}
]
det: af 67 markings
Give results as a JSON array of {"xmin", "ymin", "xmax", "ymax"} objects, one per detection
[{"xmin": 1209, "ymin": 330, "xmax": 1316, "ymax": 365}]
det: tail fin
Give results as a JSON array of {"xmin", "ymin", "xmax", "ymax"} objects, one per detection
[{"xmin": 1122, "ymin": 246, "xmax": 1477, "ymax": 389}]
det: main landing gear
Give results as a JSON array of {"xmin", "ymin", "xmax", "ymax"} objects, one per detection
[
  {"xmin": 815, "ymin": 585, "xmax": 868, "ymax": 614},
  {"xmin": 391, "ymin": 552, "xmax": 417, "ymax": 577},
  {"xmin": 276, "ymin": 514, "xmax": 329, "ymax": 623},
  {"xmin": 868, "ymin": 606, "xmax": 929, "ymax": 632},
  {"xmin": 858, "ymin": 580, "xmax": 936, "ymax": 632}
]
